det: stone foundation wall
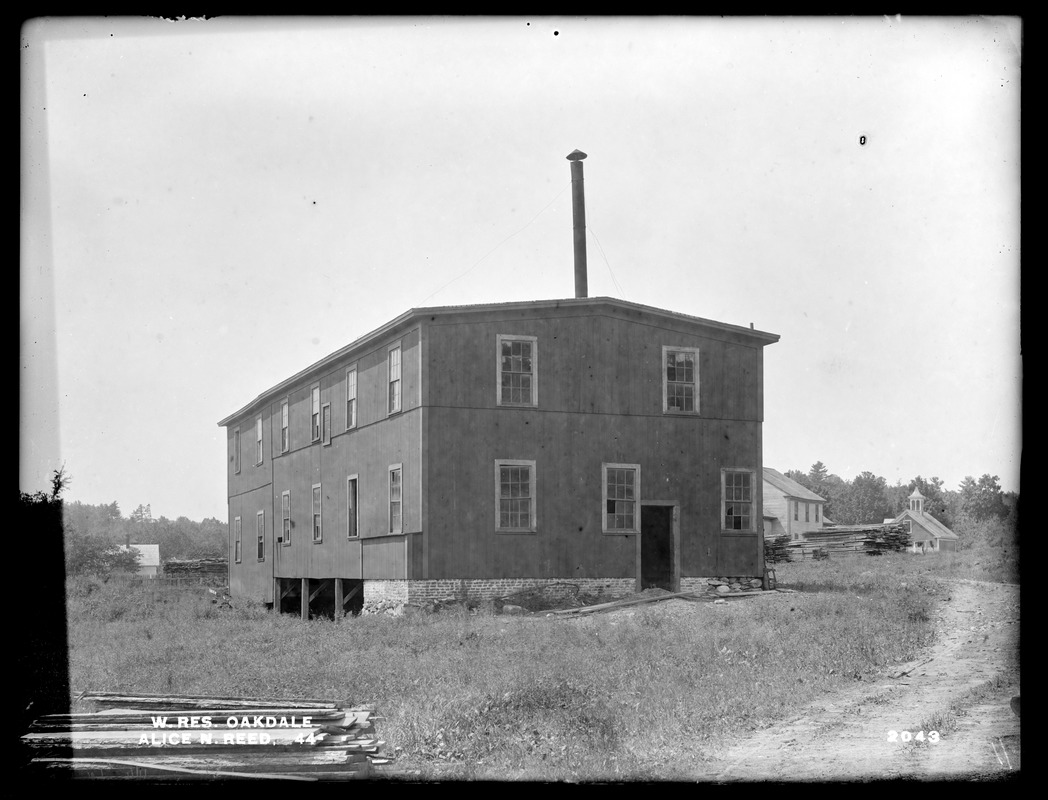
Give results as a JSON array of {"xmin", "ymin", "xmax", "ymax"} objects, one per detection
[
  {"xmin": 362, "ymin": 580, "xmax": 410, "ymax": 614},
  {"xmin": 362, "ymin": 575, "xmax": 764, "ymax": 613},
  {"xmin": 681, "ymin": 576, "xmax": 763, "ymax": 593},
  {"xmin": 361, "ymin": 577, "xmax": 636, "ymax": 614}
]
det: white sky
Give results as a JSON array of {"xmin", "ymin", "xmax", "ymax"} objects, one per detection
[{"xmin": 21, "ymin": 16, "xmax": 1021, "ymax": 521}]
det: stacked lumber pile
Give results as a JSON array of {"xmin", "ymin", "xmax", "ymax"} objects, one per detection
[
  {"xmin": 764, "ymin": 534, "xmax": 793, "ymax": 564},
  {"xmin": 21, "ymin": 692, "xmax": 391, "ymax": 780},
  {"xmin": 787, "ymin": 524, "xmax": 910, "ymax": 559},
  {"xmin": 163, "ymin": 558, "xmax": 228, "ymax": 580}
]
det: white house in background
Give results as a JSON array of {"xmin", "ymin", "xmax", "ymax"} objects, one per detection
[
  {"xmin": 762, "ymin": 467, "xmax": 827, "ymax": 541},
  {"xmin": 890, "ymin": 488, "xmax": 960, "ymax": 554},
  {"xmin": 119, "ymin": 544, "xmax": 161, "ymax": 578}
]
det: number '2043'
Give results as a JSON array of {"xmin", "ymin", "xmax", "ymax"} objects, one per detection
[{"xmin": 888, "ymin": 730, "xmax": 940, "ymax": 743}]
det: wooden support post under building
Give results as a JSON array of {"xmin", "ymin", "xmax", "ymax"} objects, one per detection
[
  {"xmin": 301, "ymin": 578, "xmax": 309, "ymax": 621},
  {"xmin": 334, "ymin": 579, "xmax": 343, "ymax": 621}
]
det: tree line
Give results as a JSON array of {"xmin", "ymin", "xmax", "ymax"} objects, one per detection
[
  {"xmin": 62, "ymin": 496, "xmax": 226, "ymax": 576},
  {"xmin": 782, "ymin": 461, "xmax": 1018, "ymax": 548}
]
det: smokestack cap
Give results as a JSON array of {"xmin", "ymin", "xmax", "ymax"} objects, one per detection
[{"xmin": 566, "ymin": 149, "xmax": 588, "ymax": 161}]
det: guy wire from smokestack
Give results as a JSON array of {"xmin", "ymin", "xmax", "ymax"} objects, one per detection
[{"xmin": 567, "ymin": 149, "xmax": 588, "ymax": 298}]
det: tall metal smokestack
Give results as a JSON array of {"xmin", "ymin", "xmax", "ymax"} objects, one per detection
[{"xmin": 567, "ymin": 149, "xmax": 588, "ymax": 298}]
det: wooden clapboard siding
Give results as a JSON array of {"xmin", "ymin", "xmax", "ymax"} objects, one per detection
[
  {"xmin": 424, "ymin": 405, "xmax": 762, "ymax": 580},
  {"xmin": 228, "ymin": 484, "xmax": 274, "ymax": 603},
  {"xmin": 225, "ymin": 328, "xmax": 422, "ymax": 586},
  {"xmin": 424, "ymin": 306, "xmax": 761, "ymax": 420},
  {"xmin": 362, "ymin": 536, "xmax": 408, "ymax": 579},
  {"xmin": 221, "ymin": 298, "xmax": 776, "ymax": 596},
  {"xmin": 271, "ymin": 408, "xmax": 421, "ymax": 580}
]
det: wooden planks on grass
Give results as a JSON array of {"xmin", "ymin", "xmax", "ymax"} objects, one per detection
[
  {"xmin": 545, "ymin": 588, "xmax": 763, "ymax": 618},
  {"xmin": 21, "ymin": 692, "xmax": 391, "ymax": 780}
]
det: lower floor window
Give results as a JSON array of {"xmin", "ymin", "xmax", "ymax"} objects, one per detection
[
  {"xmin": 603, "ymin": 463, "xmax": 640, "ymax": 533},
  {"xmin": 496, "ymin": 459, "xmax": 536, "ymax": 532},
  {"xmin": 256, "ymin": 511, "xmax": 265, "ymax": 561},
  {"xmin": 312, "ymin": 484, "xmax": 323, "ymax": 542},
  {"xmin": 722, "ymin": 470, "xmax": 754, "ymax": 531},
  {"xmin": 389, "ymin": 466, "xmax": 403, "ymax": 534}
]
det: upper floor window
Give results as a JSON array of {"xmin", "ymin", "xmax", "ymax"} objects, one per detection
[
  {"xmin": 256, "ymin": 510, "xmax": 265, "ymax": 561},
  {"xmin": 497, "ymin": 335, "xmax": 538, "ymax": 407},
  {"xmin": 389, "ymin": 465, "xmax": 403, "ymax": 533},
  {"xmin": 255, "ymin": 416, "xmax": 263, "ymax": 465},
  {"xmin": 603, "ymin": 463, "xmax": 640, "ymax": 533},
  {"xmin": 233, "ymin": 427, "xmax": 241, "ymax": 474},
  {"xmin": 722, "ymin": 470, "xmax": 754, "ymax": 531},
  {"xmin": 347, "ymin": 476, "xmax": 359, "ymax": 539},
  {"xmin": 312, "ymin": 484, "xmax": 323, "ymax": 543},
  {"xmin": 322, "ymin": 403, "xmax": 331, "ymax": 446},
  {"xmin": 234, "ymin": 516, "xmax": 242, "ymax": 563},
  {"xmin": 388, "ymin": 345, "xmax": 402, "ymax": 414},
  {"xmin": 280, "ymin": 401, "xmax": 289, "ymax": 454},
  {"xmin": 495, "ymin": 459, "xmax": 536, "ymax": 533},
  {"xmin": 281, "ymin": 490, "xmax": 291, "ymax": 546},
  {"xmin": 346, "ymin": 367, "xmax": 358, "ymax": 430},
  {"xmin": 311, "ymin": 385, "xmax": 321, "ymax": 442},
  {"xmin": 662, "ymin": 346, "xmax": 699, "ymax": 414}
]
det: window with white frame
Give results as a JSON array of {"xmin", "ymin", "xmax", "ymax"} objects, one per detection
[
  {"xmin": 234, "ymin": 516, "xmax": 242, "ymax": 563},
  {"xmin": 312, "ymin": 484, "xmax": 322, "ymax": 542},
  {"xmin": 256, "ymin": 510, "xmax": 265, "ymax": 561},
  {"xmin": 805, "ymin": 502, "xmax": 810, "ymax": 523},
  {"xmin": 603, "ymin": 463, "xmax": 640, "ymax": 533},
  {"xmin": 347, "ymin": 476, "xmax": 358, "ymax": 538},
  {"xmin": 346, "ymin": 367, "xmax": 357, "ymax": 430},
  {"xmin": 662, "ymin": 346, "xmax": 699, "ymax": 414},
  {"xmin": 255, "ymin": 415, "xmax": 263, "ymax": 465},
  {"xmin": 281, "ymin": 490, "xmax": 291, "ymax": 546},
  {"xmin": 321, "ymin": 403, "xmax": 331, "ymax": 445},
  {"xmin": 815, "ymin": 504, "xmax": 820, "ymax": 522},
  {"xmin": 388, "ymin": 465, "xmax": 403, "ymax": 533},
  {"xmin": 311, "ymin": 384, "xmax": 321, "ymax": 442},
  {"xmin": 793, "ymin": 501, "xmax": 799, "ymax": 521},
  {"xmin": 388, "ymin": 346, "xmax": 402, "ymax": 414},
  {"xmin": 280, "ymin": 401, "xmax": 289, "ymax": 453},
  {"xmin": 497, "ymin": 335, "xmax": 538, "ymax": 406},
  {"xmin": 722, "ymin": 470, "xmax": 754, "ymax": 531},
  {"xmin": 233, "ymin": 427, "xmax": 241, "ymax": 474},
  {"xmin": 495, "ymin": 459, "xmax": 536, "ymax": 532}
]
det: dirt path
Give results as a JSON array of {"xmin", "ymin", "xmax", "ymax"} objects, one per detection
[{"xmin": 708, "ymin": 579, "xmax": 1020, "ymax": 782}]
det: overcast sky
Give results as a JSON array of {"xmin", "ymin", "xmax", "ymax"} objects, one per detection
[{"xmin": 21, "ymin": 16, "xmax": 1021, "ymax": 521}]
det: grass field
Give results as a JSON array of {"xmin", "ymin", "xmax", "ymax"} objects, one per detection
[{"xmin": 63, "ymin": 547, "xmax": 1011, "ymax": 780}]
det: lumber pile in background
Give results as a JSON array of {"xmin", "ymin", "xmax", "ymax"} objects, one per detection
[
  {"xmin": 21, "ymin": 692, "xmax": 391, "ymax": 780},
  {"xmin": 787, "ymin": 524, "xmax": 911, "ymax": 560},
  {"xmin": 163, "ymin": 558, "xmax": 228, "ymax": 582}
]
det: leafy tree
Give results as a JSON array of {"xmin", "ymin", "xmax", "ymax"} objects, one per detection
[
  {"xmin": 959, "ymin": 474, "xmax": 1007, "ymax": 521},
  {"xmin": 834, "ymin": 471, "xmax": 890, "ymax": 525},
  {"xmin": 783, "ymin": 469, "xmax": 813, "ymax": 491},
  {"xmin": 808, "ymin": 461, "xmax": 828, "ymax": 489},
  {"xmin": 63, "ymin": 525, "xmax": 141, "ymax": 577},
  {"xmin": 816, "ymin": 472, "xmax": 848, "ymax": 522}
]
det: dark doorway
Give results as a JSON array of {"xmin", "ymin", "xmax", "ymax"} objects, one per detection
[{"xmin": 641, "ymin": 505, "xmax": 674, "ymax": 591}]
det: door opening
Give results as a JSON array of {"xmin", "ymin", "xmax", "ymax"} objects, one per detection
[{"xmin": 641, "ymin": 505, "xmax": 675, "ymax": 592}]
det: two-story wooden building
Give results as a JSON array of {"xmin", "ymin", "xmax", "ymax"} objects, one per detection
[
  {"xmin": 218, "ymin": 296, "xmax": 780, "ymax": 615},
  {"xmin": 762, "ymin": 467, "xmax": 827, "ymax": 541}
]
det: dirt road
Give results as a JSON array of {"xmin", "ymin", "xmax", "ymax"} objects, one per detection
[{"xmin": 709, "ymin": 578, "xmax": 1020, "ymax": 782}]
